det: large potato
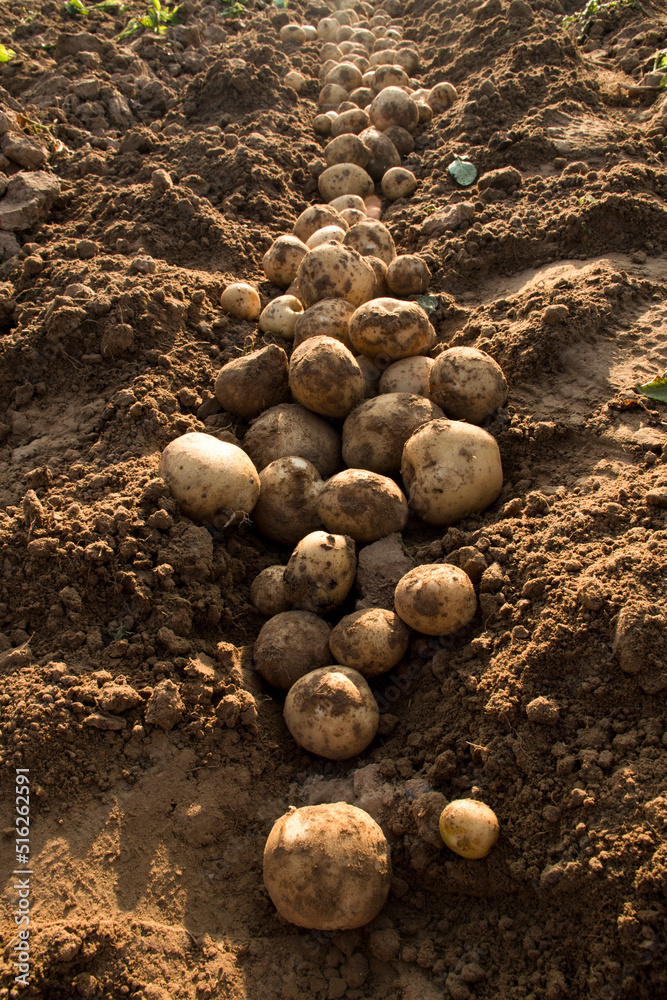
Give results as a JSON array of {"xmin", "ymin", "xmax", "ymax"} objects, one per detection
[
  {"xmin": 283, "ymin": 530, "xmax": 356, "ymax": 614},
  {"xmin": 326, "ymin": 62, "xmax": 363, "ymax": 91},
  {"xmin": 214, "ymin": 344, "xmax": 289, "ymax": 421},
  {"xmin": 359, "ymin": 126, "xmax": 400, "ymax": 180},
  {"xmin": 329, "ymin": 608, "xmax": 410, "ymax": 676},
  {"xmin": 289, "ymin": 337, "xmax": 365, "ymax": 420},
  {"xmin": 263, "ymin": 235, "xmax": 308, "ymax": 288},
  {"xmin": 348, "ymin": 297, "xmax": 434, "ymax": 360},
  {"xmin": 159, "ymin": 432, "xmax": 260, "ymax": 526},
  {"xmin": 293, "ymin": 298, "xmax": 356, "ymax": 351},
  {"xmin": 379, "ymin": 356, "xmax": 434, "ymax": 398},
  {"xmin": 254, "ymin": 610, "xmax": 332, "ymax": 690},
  {"xmin": 295, "ymin": 243, "xmax": 376, "ymax": 309},
  {"xmin": 318, "ymin": 163, "xmax": 375, "ymax": 201},
  {"xmin": 263, "ymin": 803, "xmax": 391, "ymax": 929},
  {"xmin": 293, "ymin": 205, "xmax": 348, "ymax": 244},
  {"xmin": 252, "ymin": 456, "xmax": 323, "ymax": 545},
  {"xmin": 343, "ymin": 219, "xmax": 396, "ymax": 265},
  {"xmin": 342, "ymin": 393, "xmax": 444, "ymax": 474},
  {"xmin": 244, "ymin": 403, "xmax": 341, "ymax": 479},
  {"xmin": 400, "ymin": 418, "xmax": 503, "ymax": 525},
  {"xmin": 370, "ymin": 86, "xmax": 419, "ymax": 131},
  {"xmin": 284, "ymin": 667, "xmax": 378, "ymax": 759},
  {"xmin": 317, "ymin": 469, "xmax": 408, "ymax": 542},
  {"xmin": 385, "ymin": 254, "xmax": 430, "ymax": 295},
  {"xmin": 325, "ymin": 133, "xmax": 371, "ymax": 169},
  {"xmin": 250, "ymin": 565, "xmax": 291, "ymax": 617},
  {"xmin": 394, "ymin": 563, "xmax": 477, "ymax": 635},
  {"xmin": 429, "ymin": 347, "xmax": 508, "ymax": 425}
]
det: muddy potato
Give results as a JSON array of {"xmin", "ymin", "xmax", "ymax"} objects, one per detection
[
  {"xmin": 416, "ymin": 100, "xmax": 433, "ymax": 123},
  {"xmin": 293, "ymin": 298, "xmax": 355, "ymax": 351},
  {"xmin": 331, "ymin": 108, "xmax": 371, "ymax": 136},
  {"xmin": 317, "ymin": 16, "xmax": 340, "ymax": 40},
  {"xmin": 321, "ymin": 41, "xmax": 344, "ymax": 60},
  {"xmin": 385, "ymin": 253, "xmax": 430, "ymax": 295},
  {"xmin": 284, "ymin": 666, "xmax": 378, "ymax": 758},
  {"xmin": 159, "ymin": 431, "xmax": 260, "ymax": 526},
  {"xmin": 317, "ymin": 468, "xmax": 408, "ymax": 542},
  {"xmin": 319, "ymin": 59, "xmax": 338, "ymax": 85},
  {"xmin": 343, "ymin": 219, "xmax": 396, "ymax": 265},
  {"xmin": 306, "ymin": 225, "xmax": 347, "ymax": 249},
  {"xmin": 350, "ymin": 27, "xmax": 375, "ymax": 49},
  {"xmin": 340, "ymin": 207, "xmax": 367, "ymax": 227},
  {"xmin": 383, "ymin": 124, "xmax": 414, "ymax": 155},
  {"xmin": 439, "ymin": 800, "xmax": 500, "ymax": 859},
  {"xmin": 330, "ymin": 608, "xmax": 409, "ymax": 676},
  {"xmin": 394, "ymin": 563, "xmax": 477, "ymax": 635},
  {"xmin": 254, "ymin": 610, "xmax": 332, "ymax": 690},
  {"xmin": 293, "ymin": 205, "xmax": 348, "ymax": 244},
  {"xmin": 342, "ymin": 392, "xmax": 444, "ymax": 474},
  {"xmin": 369, "ymin": 48, "xmax": 398, "ymax": 66},
  {"xmin": 394, "ymin": 47, "xmax": 419, "ymax": 75},
  {"xmin": 366, "ymin": 255, "xmax": 389, "ymax": 297},
  {"xmin": 263, "ymin": 235, "xmax": 308, "ymax": 289},
  {"xmin": 252, "ymin": 456, "xmax": 324, "ymax": 545},
  {"xmin": 359, "ymin": 126, "xmax": 400, "ymax": 180},
  {"xmin": 214, "ymin": 344, "xmax": 290, "ymax": 420},
  {"xmin": 350, "ymin": 86, "xmax": 375, "ymax": 107},
  {"xmin": 314, "ymin": 113, "xmax": 335, "ymax": 136},
  {"xmin": 283, "ymin": 530, "xmax": 357, "ymax": 614},
  {"xmin": 428, "ymin": 82, "xmax": 458, "ymax": 114},
  {"xmin": 250, "ymin": 565, "xmax": 291, "ymax": 617},
  {"xmin": 303, "ymin": 24, "xmax": 317, "ymax": 40},
  {"xmin": 290, "ymin": 336, "xmax": 365, "ymax": 420},
  {"xmin": 372, "ymin": 64, "xmax": 410, "ymax": 92},
  {"xmin": 325, "ymin": 133, "xmax": 371, "ymax": 169},
  {"xmin": 379, "ymin": 356, "xmax": 433, "ymax": 397},
  {"xmin": 326, "ymin": 62, "xmax": 364, "ymax": 91},
  {"xmin": 349, "ymin": 297, "xmax": 434, "ymax": 361},
  {"xmin": 370, "ymin": 86, "xmax": 419, "ymax": 131},
  {"xmin": 330, "ymin": 194, "xmax": 367, "ymax": 213},
  {"xmin": 364, "ymin": 193, "xmax": 383, "ymax": 219},
  {"xmin": 220, "ymin": 282, "xmax": 261, "ymax": 320},
  {"xmin": 295, "ymin": 243, "xmax": 376, "ymax": 308},
  {"xmin": 281, "ymin": 23, "xmax": 306, "ymax": 44},
  {"xmin": 429, "ymin": 346, "xmax": 508, "ymax": 425},
  {"xmin": 244, "ymin": 403, "xmax": 342, "ymax": 479},
  {"xmin": 318, "ymin": 162, "xmax": 375, "ymax": 201},
  {"xmin": 319, "ymin": 83, "xmax": 350, "ymax": 110},
  {"xmin": 381, "ymin": 166, "xmax": 417, "ymax": 200},
  {"xmin": 356, "ymin": 354, "xmax": 383, "ymax": 397},
  {"xmin": 285, "ymin": 70, "xmax": 306, "ymax": 92},
  {"xmin": 401, "ymin": 418, "xmax": 503, "ymax": 525},
  {"xmin": 263, "ymin": 802, "xmax": 391, "ymax": 929},
  {"xmin": 259, "ymin": 294, "xmax": 304, "ymax": 339}
]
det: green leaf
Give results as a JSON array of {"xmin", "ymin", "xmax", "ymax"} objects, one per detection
[
  {"xmin": 64, "ymin": 0, "xmax": 89, "ymax": 15},
  {"xmin": 151, "ymin": 0, "xmax": 161, "ymax": 11},
  {"xmin": 0, "ymin": 43, "xmax": 15, "ymax": 62},
  {"xmin": 635, "ymin": 371, "xmax": 667, "ymax": 404},
  {"xmin": 416, "ymin": 294, "xmax": 438, "ymax": 316},
  {"xmin": 448, "ymin": 154, "xmax": 478, "ymax": 187}
]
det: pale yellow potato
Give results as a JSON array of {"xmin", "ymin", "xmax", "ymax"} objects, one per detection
[
  {"xmin": 369, "ymin": 48, "xmax": 397, "ymax": 66},
  {"xmin": 293, "ymin": 298, "xmax": 355, "ymax": 351},
  {"xmin": 331, "ymin": 108, "xmax": 371, "ymax": 137},
  {"xmin": 318, "ymin": 162, "xmax": 375, "ymax": 201},
  {"xmin": 319, "ymin": 59, "xmax": 338, "ymax": 85},
  {"xmin": 283, "ymin": 531, "xmax": 357, "ymax": 614},
  {"xmin": 359, "ymin": 126, "xmax": 400, "ymax": 180},
  {"xmin": 263, "ymin": 803, "xmax": 391, "ymax": 929},
  {"xmin": 428, "ymin": 81, "xmax": 458, "ymax": 114},
  {"xmin": 321, "ymin": 41, "xmax": 344, "ymax": 60},
  {"xmin": 332, "ymin": 9, "xmax": 354, "ymax": 25},
  {"xmin": 317, "ymin": 16, "xmax": 340, "ymax": 41},
  {"xmin": 400, "ymin": 418, "xmax": 503, "ymax": 525},
  {"xmin": 343, "ymin": 219, "xmax": 396, "ymax": 265},
  {"xmin": 394, "ymin": 563, "xmax": 477, "ymax": 635},
  {"xmin": 394, "ymin": 47, "xmax": 419, "ymax": 75},
  {"xmin": 214, "ymin": 344, "xmax": 289, "ymax": 420},
  {"xmin": 372, "ymin": 64, "xmax": 409, "ymax": 92},
  {"xmin": 348, "ymin": 297, "xmax": 433, "ymax": 360},
  {"xmin": 285, "ymin": 70, "xmax": 306, "ymax": 92},
  {"xmin": 336, "ymin": 24, "xmax": 354, "ymax": 43},
  {"xmin": 306, "ymin": 224, "xmax": 347, "ymax": 249},
  {"xmin": 325, "ymin": 133, "xmax": 371, "ymax": 169},
  {"xmin": 326, "ymin": 61, "xmax": 363, "ymax": 91},
  {"xmin": 284, "ymin": 666, "xmax": 378, "ymax": 758},
  {"xmin": 263, "ymin": 235, "xmax": 308, "ymax": 289},
  {"xmin": 302, "ymin": 24, "xmax": 317, "ymax": 40},
  {"xmin": 385, "ymin": 254, "xmax": 430, "ymax": 295},
  {"xmin": 289, "ymin": 336, "xmax": 365, "ymax": 420},
  {"xmin": 330, "ymin": 194, "xmax": 367, "ymax": 213},
  {"xmin": 369, "ymin": 86, "xmax": 419, "ymax": 131},
  {"xmin": 317, "ymin": 468, "xmax": 408, "ymax": 542},
  {"xmin": 341, "ymin": 207, "xmax": 367, "ymax": 227},
  {"xmin": 295, "ymin": 243, "xmax": 376, "ymax": 308},
  {"xmin": 319, "ymin": 83, "xmax": 350, "ymax": 109},
  {"xmin": 329, "ymin": 608, "xmax": 410, "ymax": 676},
  {"xmin": 379, "ymin": 356, "xmax": 433, "ymax": 397},
  {"xmin": 258, "ymin": 295, "xmax": 304, "ymax": 339},
  {"xmin": 252, "ymin": 456, "xmax": 324, "ymax": 545},
  {"xmin": 350, "ymin": 27, "xmax": 375, "ymax": 48},
  {"xmin": 439, "ymin": 800, "xmax": 500, "ymax": 859},
  {"xmin": 429, "ymin": 347, "xmax": 508, "ymax": 425},
  {"xmin": 254, "ymin": 610, "xmax": 331, "ymax": 690},
  {"xmin": 158, "ymin": 431, "xmax": 260, "ymax": 526},
  {"xmin": 244, "ymin": 403, "xmax": 342, "ymax": 479},
  {"xmin": 293, "ymin": 204, "xmax": 348, "ymax": 243},
  {"xmin": 342, "ymin": 392, "xmax": 444, "ymax": 474},
  {"xmin": 220, "ymin": 282, "xmax": 261, "ymax": 320},
  {"xmin": 280, "ymin": 23, "xmax": 306, "ymax": 44},
  {"xmin": 381, "ymin": 166, "xmax": 417, "ymax": 200},
  {"xmin": 250, "ymin": 565, "xmax": 291, "ymax": 617}
]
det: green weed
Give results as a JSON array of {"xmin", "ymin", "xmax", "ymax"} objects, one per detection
[
  {"xmin": 0, "ymin": 43, "xmax": 15, "ymax": 61},
  {"xmin": 117, "ymin": 0, "xmax": 183, "ymax": 40},
  {"xmin": 653, "ymin": 48, "xmax": 667, "ymax": 88},
  {"xmin": 63, "ymin": 0, "xmax": 126, "ymax": 15},
  {"xmin": 220, "ymin": 0, "xmax": 248, "ymax": 17},
  {"xmin": 562, "ymin": 0, "xmax": 638, "ymax": 40}
]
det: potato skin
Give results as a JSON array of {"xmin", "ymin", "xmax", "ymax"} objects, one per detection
[
  {"xmin": 428, "ymin": 346, "xmax": 508, "ymax": 425},
  {"xmin": 330, "ymin": 608, "xmax": 410, "ymax": 676},
  {"xmin": 284, "ymin": 665, "xmax": 379, "ymax": 759},
  {"xmin": 394, "ymin": 563, "xmax": 477, "ymax": 635},
  {"xmin": 343, "ymin": 220, "xmax": 396, "ymax": 266},
  {"xmin": 295, "ymin": 243, "xmax": 376, "ymax": 309},
  {"xmin": 349, "ymin": 297, "xmax": 434, "ymax": 361},
  {"xmin": 262, "ymin": 236, "xmax": 308, "ymax": 289},
  {"xmin": 293, "ymin": 205, "xmax": 348, "ymax": 244},
  {"xmin": 439, "ymin": 799, "xmax": 499, "ymax": 859},
  {"xmin": 342, "ymin": 392, "xmax": 444, "ymax": 475},
  {"xmin": 283, "ymin": 530, "xmax": 356, "ymax": 614},
  {"xmin": 293, "ymin": 298, "xmax": 356, "ymax": 351},
  {"xmin": 244, "ymin": 403, "xmax": 342, "ymax": 479},
  {"xmin": 214, "ymin": 344, "xmax": 290, "ymax": 421},
  {"xmin": 252, "ymin": 456, "xmax": 323, "ymax": 545},
  {"xmin": 250, "ymin": 565, "xmax": 291, "ymax": 617},
  {"xmin": 379, "ymin": 356, "xmax": 434, "ymax": 398},
  {"xmin": 263, "ymin": 803, "xmax": 391, "ymax": 929},
  {"xmin": 254, "ymin": 610, "xmax": 332, "ymax": 690},
  {"xmin": 317, "ymin": 469, "xmax": 408, "ymax": 543},
  {"xmin": 385, "ymin": 254, "xmax": 430, "ymax": 296},
  {"xmin": 289, "ymin": 336, "xmax": 365, "ymax": 420}
]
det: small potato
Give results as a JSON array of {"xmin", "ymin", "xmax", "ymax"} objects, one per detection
[
  {"xmin": 416, "ymin": 100, "xmax": 433, "ymax": 124},
  {"xmin": 263, "ymin": 235, "xmax": 308, "ymax": 289},
  {"xmin": 379, "ymin": 356, "xmax": 433, "ymax": 397},
  {"xmin": 319, "ymin": 83, "xmax": 350, "ymax": 110},
  {"xmin": 319, "ymin": 59, "xmax": 338, "ymax": 85},
  {"xmin": 385, "ymin": 254, "xmax": 430, "ymax": 295},
  {"xmin": 400, "ymin": 418, "xmax": 503, "ymax": 525},
  {"xmin": 331, "ymin": 108, "xmax": 371, "ymax": 137},
  {"xmin": 349, "ymin": 86, "xmax": 375, "ymax": 108},
  {"xmin": 285, "ymin": 70, "xmax": 306, "ymax": 92},
  {"xmin": 394, "ymin": 563, "xmax": 477, "ymax": 635},
  {"xmin": 159, "ymin": 431, "xmax": 260, "ymax": 526},
  {"xmin": 252, "ymin": 456, "xmax": 324, "ymax": 545},
  {"xmin": 428, "ymin": 347, "xmax": 508, "ymax": 425},
  {"xmin": 254, "ymin": 610, "xmax": 331, "ymax": 690},
  {"xmin": 303, "ymin": 24, "xmax": 317, "ymax": 40},
  {"xmin": 372, "ymin": 64, "xmax": 410, "ymax": 92},
  {"xmin": 349, "ymin": 297, "xmax": 434, "ymax": 361},
  {"xmin": 318, "ymin": 162, "xmax": 375, "ymax": 202},
  {"xmin": 281, "ymin": 23, "xmax": 306, "ymax": 44},
  {"xmin": 317, "ymin": 468, "xmax": 408, "ymax": 543},
  {"xmin": 283, "ymin": 530, "xmax": 357, "ymax": 614},
  {"xmin": 329, "ymin": 608, "xmax": 409, "ymax": 676},
  {"xmin": 294, "ymin": 298, "xmax": 356, "ymax": 351},
  {"xmin": 336, "ymin": 24, "xmax": 354, "ymax": 43},
  {"xmin": 369, "ymin": 48, "xmax": 398, "ymax": 66},
  {"xmin": 317, "ymin": 16, "xmax": 340, "ymax": 41},
  {"xmin": 342, "ymin": 392, "xmax": 444, "ymax": 474},
  {"xmin": 337, "ymin": 101, "xmax": 358, "ymax": 113},
  {"xmin": 220, "ymin": 282, "xmax": 261, "ymax": 320},
  {"xmin": 381, "ymin": 166, "xmax": 417, "ymax": 201},
  {"xmin": 350, "ymin": 28, "xmax": 375, "ymax": 49},
  {"xmin": 428, "ymin": 81, "xmax": 458, "ymax": 114},
  {"xmin": 330, "ymin": 194, "xmax": 367, "ymax": 213},
  {"xmin": 359, "ymin": 126, "xmax": 400, "ymax": 181},
  {"xmin": 343, "ymin": 219, "xmax": 396, "ymax": 265},
  {"xmin": 439, "ymin": 800, "xmax": 500, "ymax": 859},
  {"xmin": 326, "ymin": 62, "xmax": 363, "ymax": 91},
  {"xmin": 364, "ymin": 193, "xmax": 382, "ymax": 219},
  {"xmin": 383, "ymin": 124, "xmax": 414, "ymax": 155},
  {"xmin": 321, "ymin": 42, "xmax": 343, "ymax": 60},
  {"xmin": 290, "ymin": 336, "xmax": 365, "ymax": 420},
  {"xmin": 356, "ymin": 354, "xmax": 383, "ymax": 398},
  {"xmin": 293, "ymin": 205, "xmax": 348, "ymax": 244},
  {"xmin": 370, "ymin": 86, "xmax": 419, "ymax": 131},
  {"xmin": 259, "ymin": 294, "xmax": 304, "ymax": 339},
  {"xmin": 214, "ymin": 344, "xmax": 290, "ymax": 420},
  {"xmin": 263, "ymin": 802, "xmax": 391, "ymax": 930},
  {"xmin": 314, "ymin": 113, "xmax": 334, "ymax": 136},
  {"xmin": 325, "ymin": 133, "xmax": 371, "ymax": 169},
  {"xmin": 394, "ymin": 47, "xmax": 419, "ymax": 75},
  {"xmin": 250, "ymin": 565, "xmax": 291, "ymax": 617},
  {"xmin": 295, "ymin": 243, "xmax": 376, "ymax": 309},
  {"xmin": 306, "ymin": 225, "xmax": 347, "ymax": 249},
  {"xmin": 244, "ymin": 403, "xmax": 342, "ymax": 479},
  {"xmin": 284, "ymin": 666, "xmax": 378, "ymax": 759},
  {"xmin": 341, "ymin": 207, "xmax": 367, "ymax": 227}
]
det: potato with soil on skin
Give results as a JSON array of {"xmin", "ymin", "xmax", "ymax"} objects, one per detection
[
  {"xmin": 214, "ymin": 344, "xmax": 290, "ymax": 421},
  {"xmin": 326, "ymin": 61, "xmax": 364, "ymax": 92},
  {"xmin": 220, "ymin": 282, "xmax": 261, "ymax": 320},
  {"xmin": 331, "ymin": 108, "xmax": 371, "ymax": 137},
  {"xmin": 394, "ymin": 46, "xmax": 419, "ymax": 75},
  {"xmin": 280, "ymin": 23, "xmax": 306, "ymax": 44},
  {"xmin": 254, "ymin": 610, "xmax": 332, "ymax": 690},
  {"xmin": 366, "ymin": 255, "xmax": 389, "ymax": 297},
  {"xmin": 350, "ymin": 85, "xmax": 375, "ymax": 107},
  {"xmin": 263, "ymin": 802, "xmax": 391, "ymax": 930},
  {"xmin": 383, "ymin": 124, "xmax": 414, "ymax": 155},
  {"xmin": 293, "ymin": 204, "xmax": 348, "ymax": 244},
  {"xmin": 379, "ymin": 356, "xmax": 434, "ymax": 398},
  {"xmin": 319, "ymin": 84, "xmax": 350, "ymax": 110},
  {"xmin": 341, "ymin": 207, "xmax": 367, "ymax": 228},
  {"xmin": 343, "ymin": 219, "xmax": 396, "ymax": 266},
  {"xmin": 382, "ymin": 166, "xmax": 417, "ymax": 201},
  {"xmin": 284, "ymin": 666, "xmax": 378, "ymax": 759},
  {"xmin": 244, "ymin": 403, "xmax": 342, "ymax": 479},
  {"xmin": 283, "ymin": 530, "xmax": 356, "ymax": 614},
  {"xmin": 429, "ymin": 346, "xmax": 508, "ymax": 425},
  {"xmin": 158, "ymin": 431, "xmax": 260, "ymax": 526},
  {"xmin": 372, "ymin": 64, "xmax": 410, "ymax": 92},
  {"xmin": 306, "ymin": 224, "xmax": 347, "ymax": 249},
  {"xmin": 250, "ymin": 565, "xmax": 291, "ymax": 617},
  {"xmin": 295, "ymin": 243, "xmax": 376, "ymax": 309},
  {"xmin": 284, "ymin": 70, "xmax": 305, "ymax": 92},
  {"xmin": 317, "ymin": 468, "xmax": 408, "ymax": 543},
  {"xmin": 370, "ymin": 86, "xmax": 419, "ymax": 131},
  {"xmin": 385, "ymin": 254, "xmax": 430, "ymax": 295},
  {"xmin": 394, "ymin": 563, "xmax": 477, "ymax": 635},
  {"xmin": 400, "ymin": 418, "xmax": 503, "ymax": 525},
  {"xmin": 329, "ymin": 607, "xmax": 410, "ymax": 676},
  {"xmin": 293, "ymin": 298, "xmax": 356, "ymax": 351},
  {"xmin": 428, "ymin": 81, "xmax": 458, "ymax": 114},
  {"xmin": 252, "ymin": 456, "xmax": 324, "ymax": 545},
  {"xmin": 359, "ymin": 126, "xmax": 400, "ymax": 181},
  {"xmin": 289, "ymin": 336, "xmax": 365, "ymax": 420},
  {"xmin": 258, "ymin": 294, "xmax": 303, "ymax": 339},
  {"xmin": 348, "ymin": 297, "xmax": 434, "ymax": 361},
  {"xmin": 330, "ymin": 193, "xmax": 367, "ymax": 214},
  {"xmin": 356, "ymin": 354, "xmax": 383, "ymax": 398},
  {"xmin": 439, "ymin": 799, "xmax": 500, "ymax": 859},
  {"xmin": 263, "ymin": 235, "xmax": 309, "ymax": 289},
  {"xmin": 325, "ymin": 133, "xmax": 371, "ymax": 169},
  {"xmin": 318, "ymin": 162, "xmax": 375, "ymax": 201},
  {"xmin": 342, "ymin": 392, "xmax": 444, "ymax": 475}
]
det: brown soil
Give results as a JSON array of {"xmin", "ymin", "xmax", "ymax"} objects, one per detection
[{"xmin": 1, "ymin": 0, "xmax": 667, "ymax": 998}]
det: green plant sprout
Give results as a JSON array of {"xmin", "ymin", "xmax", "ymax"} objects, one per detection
[
  {"xmin": 653, "ymin": 48, "xmax": 667, "ymax": 88},
  {"xmin": 117, "ymin": 0, "xmax": 183, "ymax": 40},
  {"xmin": 0, "ymin": 43, "xmax": 15, "ymax": 62},
  {"xmin": 562, "ymin": 0, "xmax": 638, "ymax": 40},
  {"xmin": 220, "ymin": 0, "xmax": 248, "ymax": 17},
  {"xmin": 63, "ymin": 0, "xmax": 125, "ymax": 15},
  {"xmin": 635, "ymin": 371, "xmax": 667, "ymax": 404}
]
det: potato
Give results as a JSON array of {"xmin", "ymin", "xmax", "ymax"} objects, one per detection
[
  {"xmin": 259, "ymin": 294, "xmax": 304, "ymax": 338},
  {"xmin": 369, "ymin": 48, "xmax": 398, "ymax": 67},
  {"xmin": 356, "ymin": 354, "xmax": 383, "ymax": 397},
  {"xmin": 330, "ymin": 608, "xmax": 409, "ymax": 676},
  {"xmin": 325, "ymin": 133, "xmax": 371, "ymax": 169},
  {"xmin": 383, "ymin": 124, "xmax": 414, "ymax": 155},
  {"xmin": 364, "ymin": 193, "xmax": 382, "ymax": 219},
  {"xmin": 281, "ymin": 23, "xmax": 306, "ymax": 44},
  {"xmin": 284, "ymin": 530, "xmax": 356, "ymax": 613},
  {"xmin": 314, "ymin": 113, "xmax": 334, "ymax": 136},
  {"xmin": 343, "ymin": 219, "xmax": 396, "ymax": 265},
  {"xmin": 159, "ymin": 431, "xmax": 260, "ymax": 526},
  {"xmin": 350, "ymin": 86, "xmax": 375, "ymax": 107},
  {"xmin": 359, "ymin": 126, "xmax": 400, "ymax": 180},
  {"xmin": 379, "ymin": 356, "xmax": 433, "ymax": 397},
  {"xmin": 317, "ymin": 469, "xmax": 408, "ymax": 543},
  {"xmin": 302, "ymin": 24, "xmax": 317, "ymax": 40},
  {"xmin": 244, "ymin": 403, "xmax": 342, "ymax": 479},
  {"xmin": 285, "ymin": 70, "xmax": 306, "ymax": 92},
  {"xmin": 319, "ymin": 59, "xmax": 338, "ymax": 85},
  {"xmin": 348, "ymin": 297, "xmax": 434, "ymax": 361},
  {"xmin": 330, "ymin": 194, "xmax": 367, "ymax": 213},
  {"xmin": 306, "ymin": 224, "xmax": 347, "ymax": 249},
  {"xmin": 370, "ymin": 86, "xmax": 419, "ymax": 131},
  {"xmin": 293, "ymin": 205, "xmax": 348, "ymax": 244},
  {"xmin": 428, "ymin": 81, "xmax": 458, "ymax": 114},
  {"xmin": 295, "ymin": 243, "xmax": 376, "ymax": 309},
  {"xmin": 263, "ymin": 235, "xmax": 308, "ymax": 288},
  {"xmin": 294, "ymin": 298, "xmax": 355, "ymax": 351},
  {"xmin": 400, "ymin": 418, "xmax": 503, "ymax": 525},
  {"xmin": 326, "ymin": 62, "xmax": 363, "ymax": 91},
  {"xmin": 290, "ymin": 336, "xmax": 365, "ymax": 420},
  {"xmin": 416, "ymin": 100, "xmax": 433, "ymax": 124},
  {"xmin": 319, "ymin": 83, "xmax": 350, "ymax": 110},
  {"xmin": 428, "ymin": 347, "xmax": 508, "ymax": 425},
  {"xmin": 439, "ymin": 800, "xmax": 500, "ymax": 859},
  {"xmin": 250, "ymin": 565, "xmax": 291, "ymax": 617},
  {"xmin": 341, "ymin": 207, "xmax": 367, "ymax": 228},
  {"xmin": 350, "ymin": 28, "xmax": 375, "ymax": 49},
  {"xmin": 252, "ymin": 456, "xmax": 324, "ymax": 545},
  {"xmin": 381, "ymin": 166, "xmax": 417, "ymax": 200},
  {"xmin": 373, "ymin": 64, "xmax": 410, "ymax": 92},
  {"xmin": 331, "ymin": 108, "xmax": 371, "ymax": 136},
  {"xmin": 220, "ymin": 282, "xmax": 261, "ymax": 320},
  {"xmin": 214, "ymin": 344, "xmax": 290, "ymax": 420},
  {"xmin": 321, "ymin": 41, "xmax": 344, "ymax": 60},
  {"xmin": 337, "ymin": 101, "xmax": 358, "ymax": 114},
  {"xmin": 337, "ymin": 24, "xmax": 354, "ymax": 43},
  {"xmin": 342, "ymin": 392, "xmax": 444, "ymax": 474},
  {"xmin": 366, "ymin": 254, "xmax": 389, "ymax": 297},
  {"xmin": 317, "ymin": 16, "xmax": 340, "ymax": 41},
  {"xmin": 254, "ymin": 610, "xmax": 332, "ymax": 690},
  {"xmin": 284, "ymin": 666, "xmax": 378, "ymax": 758},
  {"xmin": 318, "ymin": 162, "xmax": 375, "ymax": 201},
  {"xmin": 394, "ymin": 562, "xmax": 477, "ymax": 635},
  {"xmin": 263, "ymin": 802, "xmax": 391, "ymax": 929},
  {"xmin": 394, "ymin": 47, "xmax": 419, "ymax": 75},
  {"xmin": 385, "ymin": 254, "xmax": 430, "ymax": 295}
]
